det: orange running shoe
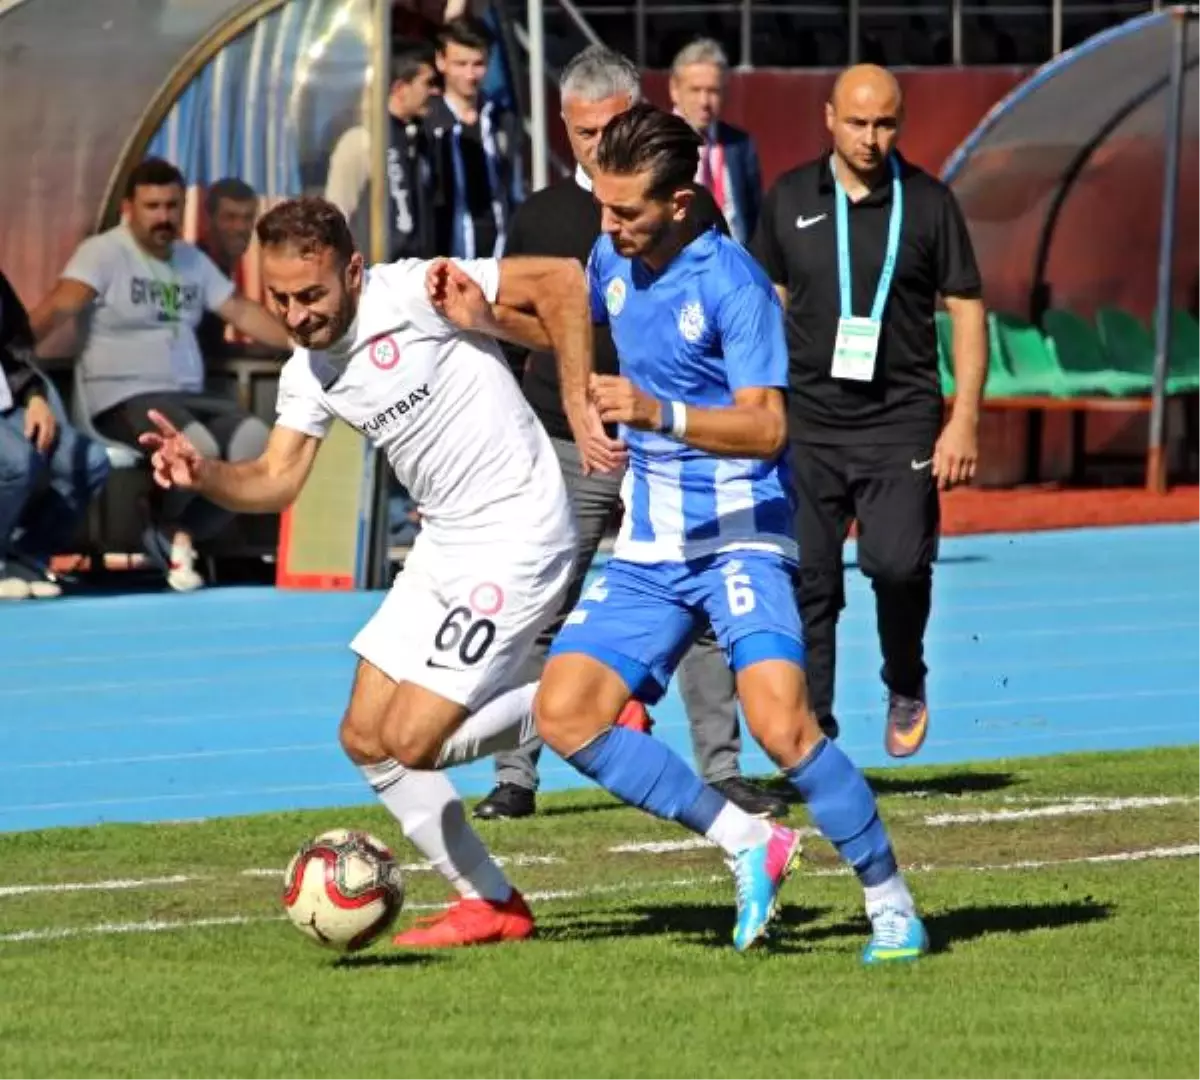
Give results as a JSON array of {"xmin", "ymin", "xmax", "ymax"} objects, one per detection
[
  {"xmin": 392, "ymin": 890, "xmax": 535, "ymax": 948},
  {"xmin": 885, "ymin": 686, "xmax": 929, "ymax": 758}
]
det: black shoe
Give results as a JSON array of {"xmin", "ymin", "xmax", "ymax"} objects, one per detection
[
  {"xmin": 712, "ymin": 777, "xmax": 789, "ymax": 820},
  {"xmin": 472, "ymin": 783, "xmax": 536, "ymax": 820}
]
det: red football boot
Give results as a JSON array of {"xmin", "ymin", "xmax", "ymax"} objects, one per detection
[{"xmin": 392, "ymin": 890, "xmax": 535, "ymax": 948}]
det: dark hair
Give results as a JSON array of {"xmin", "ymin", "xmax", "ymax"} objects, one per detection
[
  {"xmin": 255, "ymin": 196, "xmax": 357, "ymax": 266},
  {"xmin": 391, "ymin": 39, "xmax": 436, "ymax": 84},
  {"xmin": 595, "ymin": 102, "xmax": 701, "ymax": 201},
  {"xmin": 125, "ymin": 157, "xmax": 186, "ymax": 198},
  {"xmin": 204, "ymin": 177, "xmax": 257, "ymax": 216},
  {"xmin": 436, "ymin": 14, "xmax": 492, "ymax": 53}
]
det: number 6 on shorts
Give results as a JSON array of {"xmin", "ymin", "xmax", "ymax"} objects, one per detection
[
  {"xmin": 434, "ymin": 606, "xmax": 497, "ymax": 666},
  {"xmin": 725, "ymin": 573, "xmax": 756, "ymax": 616}
]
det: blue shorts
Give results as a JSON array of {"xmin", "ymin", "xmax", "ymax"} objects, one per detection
[{"xmin": 547, "ymin": 550, "xmax": 805, "ymax": 704}]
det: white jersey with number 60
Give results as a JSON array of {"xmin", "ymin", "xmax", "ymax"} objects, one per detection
[{"xmin": 274, "ymin": 258, "xmax": 577, "ymax": 706}]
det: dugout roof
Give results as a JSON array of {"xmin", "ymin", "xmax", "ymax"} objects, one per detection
[
  {"xmin": 0, "ymin": 0, "xmax": 254, "ymax": 305},
  {"xmin": 0, "ymin": 0, "xmax": 400, "ymax": 309},
  {"xmin": 940, "ymin": 7, "xmax": 1199, "ymax": 320}
]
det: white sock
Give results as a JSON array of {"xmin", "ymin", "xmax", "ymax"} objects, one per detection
[
  {"xmin": 705, "ymin": 802, "xmax": 773, "ymax": 856},
  {"xmin": 360, "ymin": 760, "xmax": 512, "ymax": 903},
  {"xmin": 863, "ymin": 873, "xmax": 916, "ymax": 920},
  {"xmin": 434, "ymin": 683, "xmax": 537, "ymax": 768}
]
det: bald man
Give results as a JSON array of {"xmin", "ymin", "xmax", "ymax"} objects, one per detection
[{"xmin": 749, "ymin": 63, "xmax": 988, "ymax": 759}]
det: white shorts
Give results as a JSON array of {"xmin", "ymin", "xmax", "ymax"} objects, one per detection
[{"xmin": 349, "ymin": 537, "xmax": 574, "ymax": 711}]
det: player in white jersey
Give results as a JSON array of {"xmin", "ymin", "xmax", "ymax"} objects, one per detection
[{"xmin": 140, "ymin": 196, "xmax": 623, "ymax": 948}]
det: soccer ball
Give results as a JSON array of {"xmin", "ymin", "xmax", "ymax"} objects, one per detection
[{"xmin": 282, "ymin": 828, "xmax": 405, "ymax": 951}]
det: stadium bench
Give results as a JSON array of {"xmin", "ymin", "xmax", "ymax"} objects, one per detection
[{"xmin": 937, "ymin": 307, "xmax": 1199, "ymax": 487}]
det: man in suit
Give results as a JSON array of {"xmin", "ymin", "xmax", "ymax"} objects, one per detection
[{"xmin": 669, "ymin": 38, "xmax": 763, "ymax": 247}]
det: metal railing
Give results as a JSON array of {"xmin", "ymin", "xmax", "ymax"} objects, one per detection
[{"xmin": 515, "ymin": 0, "xmax": 1159, "ymax": 68}]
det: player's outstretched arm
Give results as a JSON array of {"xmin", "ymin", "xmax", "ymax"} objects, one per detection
[
  {"xmin": 427, "ymin": 256, "xmax": 621, "ymax": 473},
  {"xmin": 138, "ymin": 411, "xmax": 321, "ymax": 513},
  {"xmin": 493, "ymin": 256, "xmax": 593, "ymax": 437},
  {"xmin": 591, "ymin": 376, "xmax": 787, "ymax": 459}
]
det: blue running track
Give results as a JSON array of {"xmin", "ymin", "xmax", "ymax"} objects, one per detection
[{"xmin": 0, "ymin": 523, "xmax": 1195, "ymax": 833}]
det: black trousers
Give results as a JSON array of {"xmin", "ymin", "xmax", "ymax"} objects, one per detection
[{"xmin": 791, "ymin": 438, "xmax": 940, "ymax": 727}]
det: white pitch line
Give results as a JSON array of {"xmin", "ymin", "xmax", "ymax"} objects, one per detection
[
  {"xmin": 2, "ymin": 791, "xmax": 1192, "ymax": 900},
  {"xmin": 239, "ymin": 852, "xmax": 562, "ymax": 881},
  {"xmin": 609, "ymin": 832, "xmax": 821, "ymax": 855},
  {"xmin": 3, "ymin": 846, "xmax": 1196, "ymax": 945},
  {"xmin": 924, "ymin": 795, "xmax": 1198, "ymax": 826},
  {"xmin": 0, "ymin": 874, "xmax": 192, "ymax": 899},
  {"xmin": 0, "ymin": 913, "xmax": 277, "ymax": 944},
  {"xmin": 0, "ymin": 877, "xmax": 723, "ymax": 944},
  {"xmin": 0, "ymin": 855, "xmax": 564, "ymax": 900}
]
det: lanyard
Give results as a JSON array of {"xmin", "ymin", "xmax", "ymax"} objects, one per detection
[{"xmin": 833, "ymin": 154, "xmax": 902, "ymax": 321}]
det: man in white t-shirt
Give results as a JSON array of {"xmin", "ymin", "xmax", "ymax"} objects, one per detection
[
  {"xmin": 29, "ymin": 158, "xmax": 290, "ymax": 590},
  {"xmin": 141, "ymin": 195, "xmax": 622, "ymax": 949}
]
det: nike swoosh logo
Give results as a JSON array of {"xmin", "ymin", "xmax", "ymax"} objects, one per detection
[
  {"xmin": 911, "ymin": 458, "xmax": 933, "ymax": 470},
  {"xmin": 425, "ymin": 658, "xmax": 463, "ymax": 671},
  {"xmin": 795, "ymin": 214, "xmax": 827, "ymax": 229}
]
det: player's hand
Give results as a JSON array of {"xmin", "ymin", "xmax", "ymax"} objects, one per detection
[
  {"xmin": 137, "ymin": 409, "xmax": 208, "ymax": 491},
  {"xmin": 571, "ymin": 401, "xmax": 627, "ymax": 475},
  {"xmin": 23, "ymin": 394, "xmax": 57, "ymax": 454},
  {"xmin": 589, "ymin": 374, "xmax": 660, "ymax": 432},
  {"xmin": 426, "ymin": 258, "xmax": 495, "ymax": 334},
  {"xmin": 932, "ymin": 412, "xmax": 978, "ymax": 490}
]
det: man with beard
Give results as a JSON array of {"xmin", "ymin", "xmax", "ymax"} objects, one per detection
[
  {"xmin": 139, "ymin": 195, "xmax": 620, "ymax": 948},
  {"xmin": 28, "ymin": 157, "xmax": 290, "ymax": 590},
  {"xmin": 196, "ymin": 176, "xmax": 274, "ymax": 360}
]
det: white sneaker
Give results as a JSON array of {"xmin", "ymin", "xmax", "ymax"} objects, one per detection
[
  {"xmin": 0, "ymin": 577, "xmax": 32, "ymax": 600},
  {"xmin": 28, "ymin": 578, "xmax": 63, "ymax": 599},
  {"xmin": 166, "ymin": 543, "xmax": 205, "ymax": 592}
]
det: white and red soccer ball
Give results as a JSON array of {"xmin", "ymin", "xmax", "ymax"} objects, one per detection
[{"xmin": 282, "ymin": 829, "xmax": 405, "ymax": 952}]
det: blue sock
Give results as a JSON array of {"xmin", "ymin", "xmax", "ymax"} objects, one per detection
[
  {"xmin": 785, "ymin": 738, "xmax": 898, "ymax": 887},
  {"xmin": 567, "ymin": 727, "xmax": 726, "ymax": 835}
]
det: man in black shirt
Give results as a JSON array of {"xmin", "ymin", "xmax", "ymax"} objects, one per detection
[
  {"xmin": 474, "ymin": 46, "xmax": 787, "ymax": 822},
  {"xmin": 749, "ymin": 64, "xmax": 986, "ymax": 759}
]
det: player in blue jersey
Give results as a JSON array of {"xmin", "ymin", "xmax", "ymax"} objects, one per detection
[{"xmin": 425, "ymin": 103, "xmax": 927, "ymax": 962}]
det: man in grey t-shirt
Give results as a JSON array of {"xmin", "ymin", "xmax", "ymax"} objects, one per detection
[{"xmin": 30, "ymin": 158, "xmax": 290, "ymax": 590}]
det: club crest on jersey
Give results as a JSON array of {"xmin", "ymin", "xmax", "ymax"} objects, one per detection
[
  {"xmin": 605, "ymin": 278, "xmax": 626, "ymax": 318},
  {"xmin": 678, "ymin": 301, "xmax": 705, "ymax": 343},
  {"xmin": 368, "ymin": 335, "xmax": 401, "ymax": 371}
]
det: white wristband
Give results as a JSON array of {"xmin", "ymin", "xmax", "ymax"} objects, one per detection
[{"xmin": 669, "ymin": 402, "xmax": 688, "ymax": 440}]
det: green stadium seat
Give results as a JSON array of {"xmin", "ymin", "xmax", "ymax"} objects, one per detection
[
  {"xmin": 1168, "ymin": 310, "xmax": 1199, "ymax": 393},
  {"xmin": 1095, "ymin": 305, "xmax": 1157, "ymax": 380},
  {"xmin": 934, "ymin": 310, "xmax": 955, "ymax": 395},
  {"xmin": 980, "ymin": 313, "xmax": 1031, "ymax": 398},
  {"xmin": 937, "ymin": 309, "xmax": 1029, "ymax": 398},
  {"xmin": 1097, "ymin": 306, "xmax": 1200, "ymax": 395},
  {"xmin": 989, "ymin": 312, "xmax": 1067, "ymax": 397},
  {"xmin": 1042, "ymin": 308, "xmax": 1150, "ymax": 396}
]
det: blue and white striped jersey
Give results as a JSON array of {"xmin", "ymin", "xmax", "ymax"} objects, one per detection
[{"xmin": 587, "ymin": 227, "xmax": 796, "ymax": 565}]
